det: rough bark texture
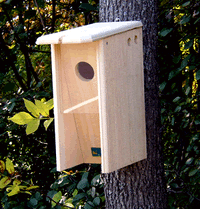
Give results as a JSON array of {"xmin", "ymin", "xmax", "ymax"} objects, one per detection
[{"xmin": 99, "ymin": 0, "xmax": 168, "ymax": 208}]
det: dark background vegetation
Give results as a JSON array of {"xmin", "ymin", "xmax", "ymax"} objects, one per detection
[{"xmin": 0, "ymin": 0, "xmax": 199, "ymax": 208}]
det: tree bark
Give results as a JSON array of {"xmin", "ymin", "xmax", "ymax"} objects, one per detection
[{"xmin": 99, "ymin": 0, "xmax": 168, "ymax": 208}]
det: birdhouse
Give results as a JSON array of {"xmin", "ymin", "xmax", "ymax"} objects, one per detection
[{"xmin": 36, "ymin": 21, "xmax": 146, "ymax": 173}]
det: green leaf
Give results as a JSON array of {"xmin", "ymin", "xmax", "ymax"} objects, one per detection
[
  {"xmin": 91, "ymin": 174, "xmax": 101, "ymax": 186},
  {"xmin": 180, "ymin": 55, "xmax": 191, "ymax": 69},
  {"xmin": 72, "ymin": 189, "xmax": 78, "ymax": 197},
  {"xmin": 45, "ymin": 98, "xmax": 54, "ymax": 110},
  {"xmin": 52, "ymin": 191, "xmax": 62, "ymax": 207},
  {"xmin": 93, "ymin": 197, "xmax": 100, "ymax": 206},
  {"xmin": 26, "ymin": 119, "xmax": 40, "ymax": 135},
  {"xmin": 175, "ymin": 106, "xmax": 181, "ymax": 112},
  {"xmin": 189, "ymin": 169, "xmax": 199, "ymax": 177},
  {"xmin": 35, "ymin": 100, "xmax": 49, "ymax": 117},
  {"xmin": 184, "ymin": 40, "xmax": 193, "ymax": 49},
  {"xmin": 73, "ymin": 193, "xmax": 86, "ymax": 202},
  {"xmin": 8, "ymin": 112, "xmax": 34, "ymax": 125},
  {"xmin": 13, "ymin": 179, "xmax": 21, "ymax": 186},
  {"xmin": 82, "ymin": 172, "xmax": 89, "ymax": 180},
  {"xmin": 84, "ymin": 201, "xmax": 95, "ymax": 209},
  {"xmin": 29, "ymin": 198, "xmax": 38, "ymax": 207},
  {"xmin": 6, "ymin": 158, "xmax": 15, "ymax": 175},
  {"xmin": 0, "ymin": 176, "xmax": 11, "ymax": 189},
  {"xmin": 194, "ymin": 120, "xmax": 200, "ymax": 125},
  {"xmin": 185, "ymin": 87, "xmax": 191, "ymax": 95},
  {"xmin": 0, "ymin": 160, "xmax": 5, "ymax": 173},
  {"xmin": 26, "ymin": 185, "xmax": 39, "ymax": 190},
  {"xmin": 180, "ymin": 15, "xmax": 191, "ymax": 24},
  {"xmin": 159, "ymin": 28, "xmax": 173, "ymax": 37},
  {"xmin": 23, "ymin": 99, "xmax": 40, "ymax": 117},
  {"xmin": 77, "ymin": 178, "xmax": 89, "ymax": 190},
  {"xmin": 186, "ymin": 158, "xmax": 194, "ymax": 165},
  {"xmin": 44, "ymin": 118, "xmax": 54, "ymax": 131},
  {"xmin": 196, "ymin": 70, "xmax": 200, "ymax": 80},
  {"xmin": 159, "ymin": 82, "xmax": 167, "ymax": 91},
  {"xmin": 173, "ymin": 97, "xmax": 181, "ymax": 103},
  {"xmin": 182, "ymin": 1, "xmax": 190, "ymax": 7},
  {"xmin": 7, "ymin": 185, "xmax": 20, "ymax": 196}
]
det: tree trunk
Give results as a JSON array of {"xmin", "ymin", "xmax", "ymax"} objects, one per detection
[{"xmin": 99, "ymin": 0, "xmax": 168, "ymax": 208}]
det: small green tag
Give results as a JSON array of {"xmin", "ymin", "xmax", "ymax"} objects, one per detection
[{"xmin": 91, "ymin": 148, "xmax": 101, "ymax": 157}]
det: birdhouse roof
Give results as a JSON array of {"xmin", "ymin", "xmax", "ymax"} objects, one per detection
[{"xmin": 36, "ymin": 21, "xmax": 142, "ymax": 45}]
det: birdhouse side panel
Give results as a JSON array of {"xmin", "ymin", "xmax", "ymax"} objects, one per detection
[
  {"xmin": 51, "ymin": 44, "xmax": 84, "ymax": 171},
  {"xmin": 97, "ymin": 28, "xmax": 147, "ymax": 173}
]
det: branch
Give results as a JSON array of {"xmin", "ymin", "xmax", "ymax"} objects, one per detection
[
  {"xmin": 46, "ymin": 195, "xmax": 75, "ymax": 209},
  {"xmin": 33, "ymin": 0, "xmax": 48, "ymax": 34}
]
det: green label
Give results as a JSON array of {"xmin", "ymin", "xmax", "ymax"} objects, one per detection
[{"xmin": 91, "ymin": 148, "xmax": 101, "ymax": 157}]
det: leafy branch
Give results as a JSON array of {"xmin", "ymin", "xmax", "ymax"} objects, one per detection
[
  {"xmin": 8, "ymin": 98, "xmax": 54, "ymax": 135},
  {"xmin": 0, "ymin": 158, "xmax": 39, "ymax": 197}
]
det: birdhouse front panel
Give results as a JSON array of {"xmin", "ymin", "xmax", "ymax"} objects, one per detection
[
  {"xmin": 51, "ymin": 44, "xmax": 101, "ymax": 171},
  {"xmin": 60, "ymin": 42, "xmax": 99, "ymax": 114}
]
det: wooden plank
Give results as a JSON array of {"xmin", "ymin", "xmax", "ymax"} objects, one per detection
[
  {"xmin": 53, "ymin": 41, "xmax": 101, "ymax": 171},
  {"xmin": 60, "ymin": 42, "xmax": 98, "ymax": 114},
  {"xmin": 74, "ymin": 113, "xmax": 101, "ymax": 164},
  {"xmin": 97, "ymin": 28, "xmax": 147, "ymax": 173},
  {"xmin": 36, "ymin": 21, "xmax": 142, "ymax": 44},
  {"xmin": 51, "ymin": 44, "xmax": 83, "ymax": 171}
]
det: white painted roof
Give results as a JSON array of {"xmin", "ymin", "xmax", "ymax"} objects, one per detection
[{"xmin": 36, "ymin": 21, "xmax": 142, "ymax": 44}]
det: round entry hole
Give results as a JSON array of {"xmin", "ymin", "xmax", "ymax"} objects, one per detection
[{"xmin": 75, "ymin": 62, "xmax": 94, "ymax": 81}]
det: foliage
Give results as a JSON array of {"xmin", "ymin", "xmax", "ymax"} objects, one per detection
[
  {"xmin": 158, "ymin": 0, "xmax": 200, "ymax": 208},
  {"xmin": 0, "ymin": 157, "xmax": 104, "ymax": 208},
  {"xmin": 8, "ymin": 98, "xmax": 54, "ymax": 135},
  {"xmin": 0, "ymin": 0, "xmax": 200, "ymax": 208}
]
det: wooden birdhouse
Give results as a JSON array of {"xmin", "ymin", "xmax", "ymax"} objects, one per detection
[{"xmin": 36, "ymin": 21, "xmax": 146, "ymax": 173}]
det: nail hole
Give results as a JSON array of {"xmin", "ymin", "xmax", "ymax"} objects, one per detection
[
  {"xmin": 127, "ymin": 38, "xmax": 131, "ymax": 46},
  {"xmin": 106, "ymin": 42, "xmax": 108, "ymax": 45},
  {"xmin": 134, "ymin": 35, "xmax": 138, "ymax": 44},
  {"xmin": 75, "ymin": 62, "xmax": 94, "ymax": 81}
]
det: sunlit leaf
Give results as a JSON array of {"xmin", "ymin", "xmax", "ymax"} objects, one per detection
[
  {"xmin": 44, "ymin": 118, "xmax": 54, "ymax": 131},
  {"xmin": 0, "ymin": 160, "xmax": 5, "ymax": 173},
  {"xmin": 26, "ymin": 185, "xmax": 39, "ymax": 190},
  {"xmin": 52, "ymin": 191, "xmax": 62, "ymax": 207},
  {"xmin": 23, "ymin": 99, "xmax": 40, "ymax": 117},
  {"xmin": 45, "ymin": 98, "xmax": 54, "ymax": 110},
  {"xmin": 8, "ymin": 112, "xmax": 34, "ymax": 125},
  {"xmin": 7, "ymin": 185, "xmax": 20, "ymax": 196},
  {"xmin": 0, "ymin": 176, "xmax": 11, "ymax": 189},
  {"xmin": 26, "ymin": 119, "xmax": 40, "ymax": 135},
  {"xmin": 13, "ymin": 179, "xmax": 21, "ymax": 186},
  {"xmin": 35, "ymin": 100, "xmax": 49, "ymax": 117},
  {"xmin": 6, "ymin": 158, "xmax": 15, "ymax": 175}
]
